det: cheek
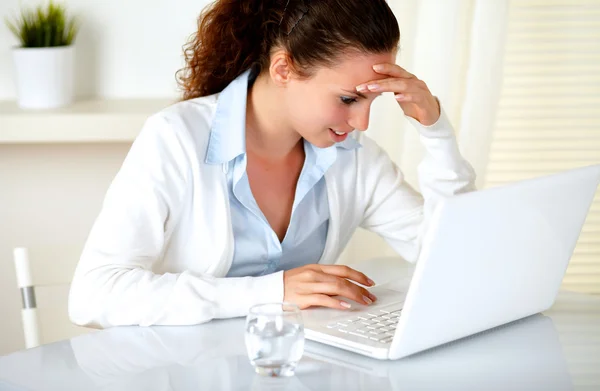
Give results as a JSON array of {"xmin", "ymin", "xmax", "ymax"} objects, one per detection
[
  {"xmin": 287, "ymin": 92, "xmax": 348, "ymax": 132},
  {"xmin": 310, "ymin": 101, "xmax": 347, "ymax": 127}
]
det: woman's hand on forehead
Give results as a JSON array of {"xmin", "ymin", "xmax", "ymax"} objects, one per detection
[{"xmin": 355, "ymin": 63, "xmax": 441, "ymax": 126}]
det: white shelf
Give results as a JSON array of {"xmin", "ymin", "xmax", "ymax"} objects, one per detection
[{"xmin": 0, "ymin": 98, "xmax": 175, "ymax": 144}]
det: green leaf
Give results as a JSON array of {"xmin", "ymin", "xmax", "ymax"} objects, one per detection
[{"xmin": 4, "ymin": 1, "xmax": 79, "ymax": 48}]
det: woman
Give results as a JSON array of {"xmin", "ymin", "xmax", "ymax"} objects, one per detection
[{"xmin": 69, "ymin": 0, "xmax": 476, "ymax": 328}]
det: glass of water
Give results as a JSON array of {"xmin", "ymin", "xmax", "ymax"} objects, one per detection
[{"xmin": 245, "ymin": 302, "xmax": 305, "ymax": 377}]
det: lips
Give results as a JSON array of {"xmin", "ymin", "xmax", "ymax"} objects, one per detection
[{"xmin": 329, "ymin": 128, "xmax": 349, "ymax": 142}]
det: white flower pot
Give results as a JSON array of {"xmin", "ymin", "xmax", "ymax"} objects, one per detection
[{"xmin": 12, "ymin": 45, "xmax": 75, "ymax": 109}]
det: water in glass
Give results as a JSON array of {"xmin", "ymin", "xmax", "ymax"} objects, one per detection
[{"xmin": 245, "ymin": 303, "xmax": 304, "ymax": 377}]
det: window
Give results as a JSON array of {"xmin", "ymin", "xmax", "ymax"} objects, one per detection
[{"xmin": 485, "ymin": 0, "xmax": 600, "ymax": 293}]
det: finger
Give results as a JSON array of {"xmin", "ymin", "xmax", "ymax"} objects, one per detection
[
  {"xmin": 394, "ymin": 93, "xmax": 422, "ymax": 103},
  {"xmin": 317, "ymin": 265, "xmax": 376, "ymax": 287},
  {"xmin": 296, "ymin": 268, "xmax": 341, "ymax": 284},
  {"xmin": 304, "ymin": 294, "xmax": 354, "ymax": 310},
  {"xmin": 307, "ymin": 282, "xmax": 377, "ymax": 305},
  {"xmin": 356, "ymin": 77, "xmax": 402, "ymax": 93},
  {"xmin": 358, "ymin": 78, "xmax": 424, "ymax": 95},
  {"xmin": 372, "ymin": 63, "xmax": 415, "ymax": 79},
  {"xmin": 297, "ymin": 269, "xmax": 355, "ymax": 289}
]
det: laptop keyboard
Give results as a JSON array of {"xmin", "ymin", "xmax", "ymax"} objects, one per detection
[{"xmin": 325, "ymin": 307, "xmax": 402, "ymax": 344}]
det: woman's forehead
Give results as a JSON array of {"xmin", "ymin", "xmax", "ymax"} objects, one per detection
[{"xmin": 314, "ymin": 51, "xmax": 396, "ymax": 86}]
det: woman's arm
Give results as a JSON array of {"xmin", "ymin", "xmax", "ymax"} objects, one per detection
[
  {"xmin": 358, "ymin": 105, "xmax": 476, "ymax": 263},
  {"xmin": 68, "ymin": 114, "xmax": 283, "ymax": 328},
  {"xmin": 355, "ymin": 63, "xmax": 476, "ymax": 263}
]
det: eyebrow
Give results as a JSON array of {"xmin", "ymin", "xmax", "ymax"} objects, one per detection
[{"xmin": 342, "ymin": 89, "xmax": 382, "ymax": 99}]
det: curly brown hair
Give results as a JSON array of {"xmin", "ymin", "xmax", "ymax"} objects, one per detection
[{"xmin": 176, "ymin": 0, "xmax": 400, "ymax": 101}]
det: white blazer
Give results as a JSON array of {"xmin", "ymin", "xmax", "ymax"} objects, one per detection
[{"xmin": 68, "ymin": 94, "xmax": 476, "ymax": 328}]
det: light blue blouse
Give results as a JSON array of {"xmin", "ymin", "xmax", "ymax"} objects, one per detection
[{"xmin": 204, "ymin": 69, "xmax": 361, "ymax": 277}]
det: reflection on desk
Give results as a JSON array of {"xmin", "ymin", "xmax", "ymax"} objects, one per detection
[{"xmin": 0, "ymin": 291, "xmax": 598, "ymax": 391}]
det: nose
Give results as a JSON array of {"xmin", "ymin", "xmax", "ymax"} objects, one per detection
[{"xmin": 348, "ymin": 106, "xmax": 371, "ymax": 132}]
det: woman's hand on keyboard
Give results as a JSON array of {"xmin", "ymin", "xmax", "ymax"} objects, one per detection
[{"xmin": 283, "ymin": 264, "xmax": 378, "ymax": 310}]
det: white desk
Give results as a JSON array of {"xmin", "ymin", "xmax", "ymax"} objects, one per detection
[{"xmin": 0, "ymin": 260, "xmax": 599, "ymax": 390}]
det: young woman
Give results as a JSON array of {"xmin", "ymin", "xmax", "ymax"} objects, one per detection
[{"xmin": 69, "ymin": 0, "xmax": 476, "ymax": 328}]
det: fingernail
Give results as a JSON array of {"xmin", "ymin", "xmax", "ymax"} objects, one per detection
[
  {"xmin": 367, "ymin": 278, "xmax": 375, "ymax": 286},
  {"xmin": 369, "ymin": 294, "xmax": 378, "ymax": 302},
  {"xmin": 363, "ymin": 296, "xmax": 373, "ymax": 305},
  {"xmin": 367, "ymin": 84, "xmax": 380, "ymax": 91},
  {"xmin": 395, "ymin": 93, "xmax": 405, "ymax": 100},
  {"xmin": 356, "ymin": 84, "xmax": 368, "ymax": 92},
  {"xmin": 340, "ymin": 301, "xmax": 352, "ymax": 309},
  {"xmin": 373, "ymin": 64, "xmax": 384, "ymax": 71}
]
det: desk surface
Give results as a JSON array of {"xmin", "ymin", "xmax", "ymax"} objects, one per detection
[{"xmin": 1, "ymin": 260, "xmax": 599, "ymax": 391}]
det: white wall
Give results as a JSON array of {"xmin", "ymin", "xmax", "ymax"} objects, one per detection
[
  {"xmin": 0, "ymin": 144, "xmax": 131, "ymax": 354},
  {"xmin": 0, "ymin": 0, "xmax": 208, "ymax": 99}
]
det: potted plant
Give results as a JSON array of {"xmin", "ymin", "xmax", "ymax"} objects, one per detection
[{"xmin": 5, "ymin": 1, "xmax": 79, "ymax": 109}]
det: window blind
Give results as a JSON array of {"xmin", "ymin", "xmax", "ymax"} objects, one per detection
[{"xmin": 485, "ymin": 0, "xmax": 600, "ymax": 294}]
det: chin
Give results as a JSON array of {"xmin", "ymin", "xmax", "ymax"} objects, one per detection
[
  {"xmin": 300, "ymin": 134, "xmax": 331, "ymax": 148},
  {"xmin": 309, "ymin": 139, "xmax": 336, "ymax": 148}
]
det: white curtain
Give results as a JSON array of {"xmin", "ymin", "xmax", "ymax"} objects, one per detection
[{"xmin": 339, "ymin": 0, "xmax": 510, "ymax": 264}]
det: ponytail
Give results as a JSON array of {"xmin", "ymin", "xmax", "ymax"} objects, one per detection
[{"xmin": 176, "ymin": 0, "xmax": 282, "ymax": 100}]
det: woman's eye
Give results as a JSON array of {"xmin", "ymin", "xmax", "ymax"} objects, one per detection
[{"xmin": 340, "ymin": 96, "xmax": 358, "ymax": 105}]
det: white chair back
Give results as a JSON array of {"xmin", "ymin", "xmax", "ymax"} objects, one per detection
[
  {"xmin": 13, "ymin": 248, "xmax": 40, "ymax": 349},
  {"xmin": 13, "ymin": 247, "xmax": 93, "ymax": 349}
]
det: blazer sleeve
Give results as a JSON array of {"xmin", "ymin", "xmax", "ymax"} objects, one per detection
[
  {"xmin": 359, "ymin": 104, "xmax": 477, "ymax": 263},
  {"xmin": 68, "ymin": 114, "xmax": 283, "ymax": 328}
]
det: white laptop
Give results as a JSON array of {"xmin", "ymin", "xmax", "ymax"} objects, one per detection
[{"xmin": 302, "ymin": 164, "xmax": 600, "ymax": 360}]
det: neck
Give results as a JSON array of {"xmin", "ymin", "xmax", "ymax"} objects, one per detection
[{"xmin": 245, "ymin": 72, "xmax": 303, "ymax": 160}]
